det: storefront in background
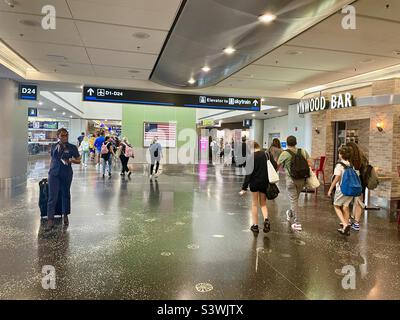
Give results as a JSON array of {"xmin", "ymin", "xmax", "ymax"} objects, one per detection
[{"xmin": 299, "ymin": 78, "xmax": 400, "ymax": 212}]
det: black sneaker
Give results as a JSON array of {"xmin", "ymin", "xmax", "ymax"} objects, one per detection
[
  {"xmin": 263, "ymin": 218, "xmax": 271, "ymax": 233},
  {"xmin": 250, "ymin": 225, "xmax": 259, "ymax": 233},
  {"xmin": 128, "ymin": 171, "xmax": 132, "ymax": 178}
]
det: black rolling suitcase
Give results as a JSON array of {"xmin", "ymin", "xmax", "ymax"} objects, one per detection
[{"xmin": 39, "ymin": 178, "xmax": 62, "ymax": 218}]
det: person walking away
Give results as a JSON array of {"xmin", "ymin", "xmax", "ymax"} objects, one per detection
[
  {"xmin": 94, "ymin": 131, "xmax": 105, "ymax": 167},
  {"xmin": 327, "ymin": 146, "xmax": 356, "ymax": 236},
  {"xmin": 46, "ymin": 128, "xmax": 81, "ymax": 230},
  {"xmin": 89, "ymin": 133, "xmax": 96, "ymax": 161},
  {"xmin": 149, "ymin": 137, "xmax": 162, "ymax": 179},
  {"xmin": 269, "ymin": 138, "xmax": 283, "ymax": 163},
  {"xmin": 101, "ymin": 136, "xmax": 115, "ymax": 178},
  {"xmin": 77, "ymin": 132, "xmax": 85, "ymax": 147},
  {"xmin": 277, "ymin": 136, "xmax": 312, "ymax": 231},
  {"xmin": 210, "ymin": 139, "xmax": 219, "ymax": 165},
  {"xmin": 239, "ymin": 142, "xmax": 277, "ymax": 233},
  {"xmin": 119, "ymin": 137, "xmax": 133, "ymax": 177},
  {"xmin": 223, "ymin": 142, "xmax": 232, "ymax": 166},
  {"xmin": 346, "ymin": 142, "xmax": 369, "ymax": 231},
  {"xmin": 80, "ymin": 136, "xmax": 90, "ymax": 167}
]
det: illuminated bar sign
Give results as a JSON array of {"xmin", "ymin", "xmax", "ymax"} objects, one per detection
[
  {"xmin": 297, "ymin": 92, "xmax": 354, "ymax": 114},
  {"xmin": 83, "ymin": 86, "xmax": 261, "ymax": 111}
]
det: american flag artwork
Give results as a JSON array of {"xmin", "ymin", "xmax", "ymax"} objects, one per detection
[{"xmin": 144, "ymin": 122, "xmax": 176, "ymax": 147}]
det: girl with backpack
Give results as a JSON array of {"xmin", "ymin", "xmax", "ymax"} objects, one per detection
[
  {"xmin": 327, "ymin": 146, "xmax": 358, "ymax": 236},
  {"xmin": 119, "ymin": 137, "xmax": 133, "ymax": 177}
]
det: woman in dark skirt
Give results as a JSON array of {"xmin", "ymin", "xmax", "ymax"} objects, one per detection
[{"xmin": 239, "ymin": 141, "xmax": 277, "ymax": 233}]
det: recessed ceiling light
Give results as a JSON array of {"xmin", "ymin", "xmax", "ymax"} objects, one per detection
[
  {"xmin": 393, "ymin": 50, "xmax": 400, "ymax": 56},
  {"xmin": 188, "ymin": 78, "xmax": 196, "ymax": 84},
  {"xmin": 277, "ymin": 109, "xmax": 282, "ymax": 112},
  {"xmin": 18, "ymin": 19, "xmax": 41, "ymax": 27},
  {"xmin": 105, "ymin": 119, "xmax": 108, "ymax": 122},
  {"xmin": 80, "ymin": 85, "xmax": 83, "ymax": 89},
  {"xmin": 128, "ymin": 70, "xmax": 140, "ymax": 73},
  {"xmin": 223, "ymin": 47, "xmax": 236, "ymax": 55},
  {"xmin": 47, "ymin": 54, "xmax": 67, "ymax": 61},
  {"xmin": 252, "ymin": 114, "xmax": 256, "ymax": 117},
  {"xmin": 286, "ymin": 50, "xmax": 303, "ymax": 55},
  {"xmin": 132, "ymin": 32, "xmax": 150, "ymax": 39},
  {"xmin": 38, "ymin": 101, "xmax": 43, "ymax": 105},
  {"xmin": 258, "ymin": 13, "xmax": 276, "ymax": 24},
  {"xmin": 62, "ymin": 112, "xmax": 66, "ymax": 115},
  {"xmin": 4, "ymin": 0, "xmax": 16, "ymax": 8},
  {"xmin": 360, "ymin": 58, "xmax": 374, "ymax": 64},
  {"xmin": 202, "ymin": 66, "xmax": 211, "ymax": 72},
  {"xmin": 52, "ymin": 108, "xmax": 57, "ymax": 111},
  {"xmin": 70, "ymin": 115, "xmax": 73, "ymax": 118},
  {"xmin": 58, "ymin": 64, "xmax": 69, "ymax": 67},
  {"xmin": 261, "ymin": 98, "xmax": 265, "ymax": 102}
]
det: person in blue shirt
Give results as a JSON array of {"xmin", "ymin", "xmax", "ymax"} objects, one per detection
[
  {"xmin": 94, "ymin": 131, "xmax": 105, "ymax": 167},
  {"xmin": 46, "ymin": 128, "xmax": 81, "ymax": 230}
]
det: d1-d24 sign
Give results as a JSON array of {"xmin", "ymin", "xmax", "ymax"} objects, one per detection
[
  {"xmin": 19, "ymin": 84, "xmax": 37, "ymax": 100},
  {"xmin": 83, "ymin": 86, "xmax": 261, "ymax": 111},
  {"xmin": 297, "ymin": 93, "xmax": 354, "ymax": 114}
]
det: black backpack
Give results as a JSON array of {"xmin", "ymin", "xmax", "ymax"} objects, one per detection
[{"xmin": 286, "ymin": 149, "xmax": 310, "ymax": 180}]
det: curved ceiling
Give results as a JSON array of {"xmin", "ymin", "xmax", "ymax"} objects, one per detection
[{"xmin": 150, "ymin": 0, "xmax": 355, "ymax": 89}]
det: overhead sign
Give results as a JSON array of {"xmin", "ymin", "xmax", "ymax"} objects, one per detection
[
  {"xmin": 83, "ymin": 86, "xmax": 261, "ymax": 111},
  {"xmin": 28, "ymin": 107, "xmax": 38, "ymax": 117},
  {"xmin": 201, "ymin": 119, "xmax": 215, "ymax": 127},
  {"xmin": 297, "ymin": 92, "xmax": 354, "ymax": 114},
  {"xmin": 243, "ymin": 119, "xmax": 252, "ymax": 127},
  {"xmin": 19, "ymin": 84, "xmax": 37, "ymax": 100}
]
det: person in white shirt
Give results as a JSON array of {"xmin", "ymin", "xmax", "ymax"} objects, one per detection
[{"xmin": 328, "ymin": 146, "xmax": 354, "ymax": 236}]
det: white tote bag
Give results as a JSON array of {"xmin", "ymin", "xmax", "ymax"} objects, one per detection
[
  {"xmin": 265, "ymin": 152, "xmax": 279, "ymax": 184},
  {"xmin": 306, "ymin": 169, "xmax": 320, "ymax": 189}
]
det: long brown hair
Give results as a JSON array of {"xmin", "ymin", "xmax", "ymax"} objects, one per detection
[
  {"xmin": 271, "ymin": 138, "xmax": 281, "ymax": 149},
  {"xmin": 346, "ymin": 142, "xmax": 367, "ymax": 170}
]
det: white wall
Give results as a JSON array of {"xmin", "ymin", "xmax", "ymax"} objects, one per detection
[
  {"xmin": 251, "ymin": 119, "xmax": 264, "ymax": 146},
  {"xmin": 287, "ymin": 105, "xmax": 312, "ymax": 150},
  {"xmin": 263, "ymin": 116, "xmax": 288, "ymax": 149}
]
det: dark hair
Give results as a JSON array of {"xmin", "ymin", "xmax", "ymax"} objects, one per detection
[
  {"xmin": 339, "ymin": 146, "xmax": 352, "ymax": 161},
  {"xmin": 271, "ymin": 138, "xmax": 281, "ymax": 149},
  {"xmin": 57, "ymin": 128, "xmax": 68, "ymax": 136},
  {"xmin": 100, "ymin": 131, "xmax": 105, "ymax": 136},
  {"xmin": 287, "ymin": 136, "xmax": 297, "ymax": 147},
  {"xmin": 345, "ymin": 142, "xmax": 366, "ymax": 170},
  {"xmin": 81, "ymin": 132, "xmax": 85, "ymax": 135},
  {"xmin": 253, "ymin": 141, "xmax": 261, "ymax": 150},
  {"xmin": 105, "ymin": 136, "xmax": 110, "ymax": 142}
]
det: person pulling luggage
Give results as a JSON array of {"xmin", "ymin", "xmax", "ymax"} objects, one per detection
[{"xmin": 46, "ymin": 128, "xmax": 81, "ymax": 231}]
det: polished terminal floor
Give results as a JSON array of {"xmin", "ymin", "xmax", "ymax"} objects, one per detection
[{"xmin": 0, "ymin": 158, "xmax": 399, "ymax": 300}]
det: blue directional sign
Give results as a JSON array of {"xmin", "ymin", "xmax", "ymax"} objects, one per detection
[
  {"xmin": 83, "ymin": 86, "xmax": 261, "ymax": 111},
  {"xmin": 19, "ymin": 84, "xmax": 37, "ymax": 100}
]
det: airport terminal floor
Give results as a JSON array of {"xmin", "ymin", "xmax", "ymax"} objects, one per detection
[{"xmin": 1, "ymin": 159, "xmax": 399, "ymax": 300}]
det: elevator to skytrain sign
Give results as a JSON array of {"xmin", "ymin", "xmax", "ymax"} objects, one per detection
[
  {"xmin": 297, "ymin": 92, "xmax": 355, "ymax": 114},
  {"xmin": 83, "ymin": 86, "xmax": 261, "ymax": 111}
]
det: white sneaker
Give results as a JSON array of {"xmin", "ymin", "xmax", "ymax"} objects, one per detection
[
  {"xmin": 149, "ymin": 174, "xmax": 153, "ymax": 180},
  {"xmin": 291, "ymin": 223, "xmax": 302, "ymax": 231},
  {"xmin": 286, "ymin": 210, "xmax": 293, "ymax": 222}
]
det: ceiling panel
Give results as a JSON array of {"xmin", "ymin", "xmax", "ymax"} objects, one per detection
[
  {"xmin": 355, "ymin": 0, "xmax": 400, "ymax": 22},
  {"xmin": 5, "ymin": 40, "xmax": 91, "ymax": 64},
  {"xmin": 290, "ymin": 14, "xmax": 400, "ymax": 58},
  {"xmin": 234, "ymin": 65, "xmax": 326, "ymax": 82},
  {"xmin": 67, "ymin": 0, "xmax": 182, "ymax": 30},
  {"xmin": 92, "ymin": 65, "xmax": 151, "ymax": 80},
  {"xmin": 87, "ymin": 48, "xmax": 157, "ymax": 69},
  {"xmin": 254, "ymin": 45, "xmax": 400, "ymax": 73},
  {"xmin": 217, "ymin": 78, "xmax": 294, "ymax": 91},
  {"xmin": 75, "ymin": 21, "xmax": 167, "ymax": 54},
  {"xmin": 30, "ymin": 60, "xmax": 95, "ymax": 76},
  {"xmin": 0, "ymin": 0, "xmax": 72, "ymax": 18},
  {"xmin": 0, "ymin": 12, "xmax": 83, "ymax": 45}
]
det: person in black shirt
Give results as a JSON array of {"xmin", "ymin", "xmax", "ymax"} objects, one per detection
[
  {"xmin": 101, "ymin": 136, "xmax": 115, "ymax": 178},
  {"xmin": 240, "ymin": 141, "xmax": 277, "ymax": 233},
  {"xmin": 47, "ymin": 128, "xmax": 81, "ymax": 230}
]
